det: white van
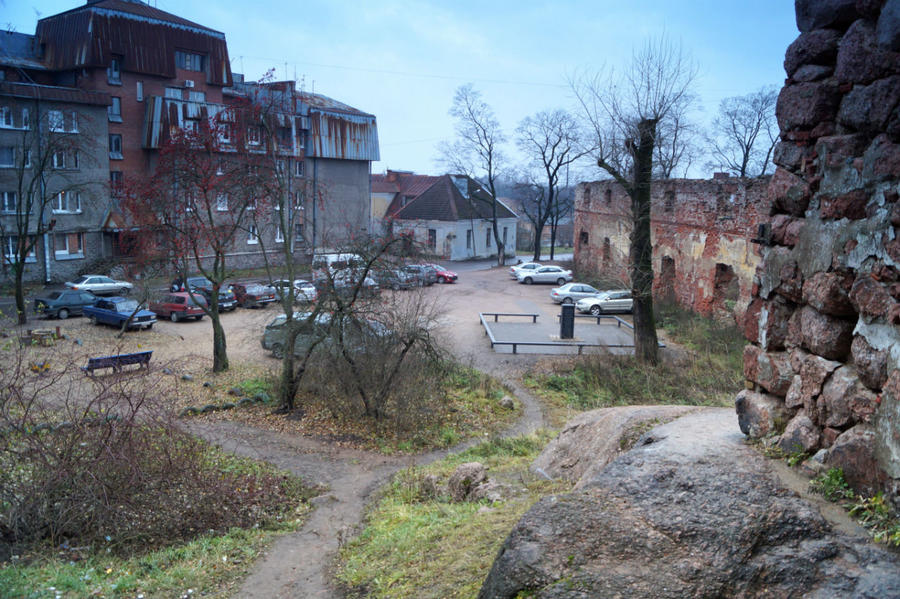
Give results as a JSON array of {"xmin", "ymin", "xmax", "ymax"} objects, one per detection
[{"xmin": 312, "ymin": 252, "xmax": 363, "ymax": 274}]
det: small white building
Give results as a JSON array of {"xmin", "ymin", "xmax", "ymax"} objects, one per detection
[{"xmin": 378, "ymin": 173, "xmax": 517, "ymax": 261}]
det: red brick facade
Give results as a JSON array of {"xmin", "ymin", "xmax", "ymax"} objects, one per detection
[{"xmin": 573, "ymin": 175, "xmax": 771, "ymax": 319}]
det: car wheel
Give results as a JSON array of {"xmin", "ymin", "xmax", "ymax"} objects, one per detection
[
  {"xmin": 120, "ymin": 287, "xmax": 130, "ymax": 296},
  {"xmin": 524, "ymin": 277, "xmax": 533, "ymax": 285},
  {"xmin": 58, "ymin": 308, "xmax": 69, "ymax": 320},
  {"xmin": 557, "ymin": 278, "xmax": 566, "ymax": 286},
  {"xmin": 562, "ymin": 298, "xmax": 573, "ymax": 305},
  {"xmin": 271, "ymin": 343, "xmax": 284, "ymax": 359},
  {"xmin": 590, "ymin": 305, "xmax": 602, "ymax": 316},
  {"xmin": 90, "ymin": 315, "xmax": 98, "ymax": 325},
  {"xmin": 392, "ymin": 282, "xmax": 400, "ymax": 291},
  {"xmin": 196, "ymin": 315, "xmax": 203, "ymax": 321},
  {"xmin": 171, "ymin": 312, "xmax": 180, "ymax": 323},
  {"xmin": 146, "ymin": 324, "xmax": 153, "ymax": 330}
]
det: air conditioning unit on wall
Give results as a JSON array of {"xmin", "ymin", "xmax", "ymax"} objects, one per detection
[{"xmin": 184, "ymin": 80, "xmax": 195, "ymax": 88}]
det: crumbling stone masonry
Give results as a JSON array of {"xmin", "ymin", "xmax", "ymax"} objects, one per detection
[
  {"xmin": 736, "ymin": 0, "xmax": 900, "ymax": 501},
  {"xmin": 574, "ymin": 175, "xmax": 770, "ymax": 319}
]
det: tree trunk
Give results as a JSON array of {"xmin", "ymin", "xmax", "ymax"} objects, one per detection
[
  {"xmin": 532, "ymin": 222, "xmax": 545, "ymax": 262},
  {"xmin": 14, "ymin": 265, "xmax": 26, "ymax": 325},
  {"xmin": 549, "ymin": 223, "xmax": 557, "ymax": 260},
  {"xmin": 279, "ymin": 330, "xmax": 299, "ymax": 411},
  {"xmin": 211, "ymin": 311, "xmax": 229, "ymax": 372},
  {"xmin": 630, "ymin": 119, "xmax": 660, "ymax": 365}
]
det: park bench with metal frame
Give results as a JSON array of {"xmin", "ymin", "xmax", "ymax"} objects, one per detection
[{"xmin": 81, "ymin": 350, "xmax": 153, "ymax": 375}]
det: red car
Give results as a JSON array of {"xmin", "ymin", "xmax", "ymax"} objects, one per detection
[
  {"xmin": 149, "ymin": 292, "xmax": 206, "ymax": 322},
  {"xmin": 232, "ymin": 282, "xmax": 277, "ymax": 308},
  {"xmin": 424, "ymin": 263, "xmax": 458, "ymax": 284}
]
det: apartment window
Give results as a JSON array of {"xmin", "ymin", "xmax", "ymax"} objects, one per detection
[
  {"xmin": 22, "ymin": 108, "xmax": 29, "ymax": 129},
  {"xmin": 295, "ymin": 160, "xmax": 304, "ymax": 177},
  {"xmin": 107, "ymin": 56, "xmax": 122, "ymax": 84},
  {"xmin": 110, "ymin": 171, "xmax": 123, "ymax": 186},
  {"xmin": 165, "ymin": 87, "xmax": 183, "ymax": 100},
  {"xmin": 247, "ymin": 127, "xmax": 261, "ymax": 146},
  {"xmin": 217, "ymin": 124, "xmax": 233, "ymax": 144},
  {"xmin": 1, "ymin": 191, "xmax": 17, "ymax": 213},
  {"xmin": 466, "ymin": 229, "xmax": 472, "ymax": 250},
  {"xmin": 52, "ymin": 191, "xmax": 81, "ymax": 214},
  {"xmin": 68, "ymin": 111, "xmax": 78, "ymax": 132},
  {"xmin": 108, "ymin": 97, "xmax": 122, "ymax": 122},
  {"xmin": 276, "ymin": 159, "xmax": 286, "ymax": 174},
  {"xmin": 3, "ymin": 235, "xmax": 36, "ymax": 263},
  {"xmin": 53, "ymin": 151, "xmax": 78, "ymax": 170},
  {"xmin": 109, "ymin": 134, "xmax": 123, "ymax": 159},
  {"xmin": 49, "ymin": 110, "xmax": 64, "ymax": 132},
  {"xmin": 485, "ymin": 228, "xmax": 491, "ymax": 247},
  {"xmin": 427, "ymin": 228, "xmax": 436, "ymax": 250},
  {"xmin": 55, "ymin": 232, "xmax": 84, "ymax": 259},
  {"xmin": 216, "ymin": 194, "xmax": 228, "ymax": 212},
  {"xmin": 247, "ymin": 224, "xmax": 259, "ymax": 244},
  {"xmin": 0, "ymin": 147, "xmax": 14, "ymax": 167},
  {"xmin": 275, "ymin": 224, "xmax": 284, "ymax": 243},
  {"xmin": 23, "ymin": 150, "xmax": 31, "ymax": 168},
  {"xmin": 0, "ymin": 107, "xmax": 11, "ymax": 128},
  {"xmin": 175, "ymin": 50, "xmax": 205, "ymax": 72},
  {"xmin": 295, "ymin": 222, "xmax": 304, "ymax": 241},
  {"xmin": 136, "ymin": 81, "xmax": 144, "ymax": 102},
  {"xmin": 294, "ymin": 191, "xmax": 303, "ymax": 209},
  {"xmin": 188, "ymin": 90, "xmax": 206, "ymax": 103}
]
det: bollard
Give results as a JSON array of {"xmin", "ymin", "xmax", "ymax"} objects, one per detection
[{"xmin": 560, "ymin": 304, "xmax": 575, "ymax": 339}]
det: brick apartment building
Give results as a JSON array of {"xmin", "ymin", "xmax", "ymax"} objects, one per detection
[{"xmin": 1, "ymin": 0, "xmax": 378, "ymax": 283}]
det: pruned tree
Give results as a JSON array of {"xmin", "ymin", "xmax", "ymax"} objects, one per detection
[
  {"xmin": 547, "ymin": 184, "xmax": 575, "ymax": 259},
  {"xmin": 0, "ymin": 107, "xmax": 94, "ymax": 325},
  {"xmin": 654, "ymin": 98, "xmax": 701, "ymax": 178},
  {"xmin": 123, "ymin": 105, "xmax": 265, "ymax": 372},
  {"xmin": 438, "ymin": 84, "xmax": 508, "ymax": 266},
  {"xmin": 573, "ymin": 35, "xmax": 698, "ymax": 364},
  {"xmin": 707, "ymin": 86, "xmax": 778, "ymax": 177},
  {"xmin": 516, "ymin": 109, "xmax": 591, "ymax": 261}
]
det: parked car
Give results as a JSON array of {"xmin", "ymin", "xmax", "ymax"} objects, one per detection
[
  {"xmin": 510, "ymin": 262, "xmax": 541, "ymax": 279},
  {"xmin": 516, "ymin": 265, "xmax": 573, "ymax": 285},
  {"xmin": 149, "ymin": 292, "xmax": 206, "ymax": 322},
  {"xmin": 424, "ymin": 263, "xmax": 458, "ymax": 284},
  {"xmin": 261, "ymin": 311, "xmax": 392, "ymax": 358},
  {"xmin": 550, "ymin": 283, "xmax": 601, "ymax": 304},
  {"xmin": 373, "ymin": 268, "xmax": 417, "ymax": 291},
  {"xmin": 83, "ymin": 297, "xmax": 157, "ymax": 329},
  {"xmin": 332, "ymin": 270, "xmax": 380, "ymax": 297},
  {"xmin": 271, "ymin": 279, "xmax": 318, "ymax": 303},
  {"xmin": 65, "ymin": 274, "xmax": 133, "ymax": 296},
  {"xmin": 232, "ymin": 282, "xmax": 277, "ymax": 308},
  {"xmin": 33, "ymin": 289, "xmax": 98, "ymax": 319},
  {"xmin": 172, "ymin": 276, "xmax": 237, "ymax": 311},
  {"xmin": 575, "ymin": 289, "xmax": 634, "ymax": 315},
  {"xmin": 402, "ymin": 264, "xmax": 437, "ymax": 286}
]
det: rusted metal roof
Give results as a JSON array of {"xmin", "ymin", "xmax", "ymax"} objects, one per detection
[
  {"xmin": 307, "ymin": 107, "xmax": 379, "ymax": 162},
  {"xmin": 0, "ymin": 81, "xmax": 110, "ymax": 106},
  {"xmin": 143, "ymin": 95, "xmax": 227, "ymax": 148},
  {"xmin": 35, "ymin": 0, "xmax": 231, "ymax": 86}
]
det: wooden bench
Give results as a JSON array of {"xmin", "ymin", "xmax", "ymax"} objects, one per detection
[{"xmin": 81, "ymin": 351, "xmax": 153, "ymax": 375}]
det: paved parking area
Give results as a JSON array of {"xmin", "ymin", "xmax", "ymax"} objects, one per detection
[{"xmin": 482, "ymin": 315, "xmax": 636, "ymax": 355}]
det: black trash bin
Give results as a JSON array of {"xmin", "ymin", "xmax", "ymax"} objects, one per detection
[{"xmin": 560, "ymin": 304, "xmax": 575, "ymax": 339}]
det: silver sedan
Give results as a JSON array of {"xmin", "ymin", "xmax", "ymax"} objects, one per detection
[
  {"xmin": 65, "ymin": 274, "xmax": 133, "ymax": 295},
  {"xmin": 516, "ymin": 265, "xmax": 573, "ymax": 285},
  {"xmin": 575, "ymin": 290, "xmax": 634, "ymax": 315},
  {"xmin": 550, "ymin": 283, "xmax": 601, "ymax": 304}
]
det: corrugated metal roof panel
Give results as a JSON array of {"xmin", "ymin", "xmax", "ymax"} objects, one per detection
[
  {"xmin": 308, "ymin": 110, "xmax": 379, "ymax": 161},
  {"xmin": 0, "ymin": 81, "xmax": 110, "ymax": 106}
]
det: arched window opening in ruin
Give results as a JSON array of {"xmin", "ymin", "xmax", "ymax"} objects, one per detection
[
  {"xmin": 580, "ymin": 230, "xmax": 589, "ymax": 246},
  {"xmin": 659, "ymin": 255, "xmax": 676, "ymax": 304},
  {"xmin": 584, "ymin": 186, "xmax": 591, "ymax": 205},
  {"xmin": 664, "ymin": 190, "xmax": 674, "ymax": 212},
  {"xmin": 603, "ymin": 237, "xmax": 611, "ymax": 266},
  {"xmin": 605, "ymin": 188, "xmax": 612, "ymax": 203},
  {"xmin": 713, "ymin": 263, "xmax": 740, "ymax": 302}
]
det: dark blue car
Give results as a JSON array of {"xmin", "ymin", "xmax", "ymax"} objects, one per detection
[
  {"xmin": 33, "ymin": 290, "xmax": 97, "ymax": 319},
  {"xmin": 83, "ymin": 297, "xmax": 157, "ymax": 330}
]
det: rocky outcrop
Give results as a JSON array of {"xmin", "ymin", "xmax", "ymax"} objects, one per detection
[
  {"xmin": 739, "ymin": 0, "xmax": 900, "ymax": 501},
  {"xmin": 478, "ymin": 409, "xmax": 900, "ymax": 599}
]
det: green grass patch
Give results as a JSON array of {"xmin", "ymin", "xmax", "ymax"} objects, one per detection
[
  {"xmin": 337, "ymin": 431, "xmax": 563, "ymax": 599},
  {"xmin": 810, "ymin": 469, "xmax": 900, "ymax": 547},
  {"xmin": 525, "ymin": 306, "xmax": 743, "ymax": 419}
]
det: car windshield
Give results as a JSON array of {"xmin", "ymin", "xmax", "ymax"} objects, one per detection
[
  {"xmin": 46, "ymin": 291, "xmax": 63, "ymax": 300},
  {"xmin": 247, "ymin": 284, "xmax": 268, "ymax": 294},
  {"xmin": 187, "ymin": 277, "xmax": 211, "ymax": 287},
  {"xmin": 114, "ymin": 300, "xmax": 141, "ymax": 313},
  {"xmin": 73, "ymin": 276, "xmax": 90, "ymax": 284}
]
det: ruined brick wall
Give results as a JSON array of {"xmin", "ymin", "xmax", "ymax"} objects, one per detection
[
  {"xmin": 574, "ymin": 176, "xmax": 770, "ymax": 319},
  {"xmin": 736, "ymin": 0, "xmax": 900, "ymax": 500}
]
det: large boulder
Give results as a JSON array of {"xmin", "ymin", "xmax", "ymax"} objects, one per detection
[
  {"xmin": 448, "ymin": 462, "xmax": 487, "ymax": 502},
  {"xmin": 478, "ymin": 410, "xmax": 900, "ymax": 598},
  {"xmin": 798, "ymin": 306, "xmax": 855, "ymax": 360},
  {"xmin": 530, "ymin": 405, "xmax": 701, "ymax": 488},
  {"xmin": 735, "ymin": 389, "xmax": 791, "ymax": 438}
]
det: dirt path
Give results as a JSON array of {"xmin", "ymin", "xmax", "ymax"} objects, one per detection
[{"xmin": 187, "ymin": 266, "xmax": 553, "ymax": 598}]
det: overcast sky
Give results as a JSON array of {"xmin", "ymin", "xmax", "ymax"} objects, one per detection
[{"xmin": 5, "ymin": 0, "xmax": 799, "ymax": 179}]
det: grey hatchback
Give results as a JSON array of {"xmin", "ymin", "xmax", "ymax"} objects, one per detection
[{"xmin": 34, "ymin": 290, "xmax": 97, "ymax": 319}]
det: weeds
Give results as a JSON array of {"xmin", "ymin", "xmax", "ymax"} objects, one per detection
[{"xmin": 810, "ymin": 469, "xmax": 899, "ymax": 547}]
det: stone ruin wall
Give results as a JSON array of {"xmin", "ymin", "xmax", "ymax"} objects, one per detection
[
  {"xmin": 573, "ymin": 176, "xmax": 770, "ymax": 320},
  {"xmin": 735, "ymin": 0, "xmax": 900, "ymax": 501}
]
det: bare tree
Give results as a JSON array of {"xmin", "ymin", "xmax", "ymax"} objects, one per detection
[
  {"xmin": 654, "ymin": 99, "xmax": 701, "ymax": 178},
  {"xmin": 516, "ymin": 109, "xmax": 592, "ymax": 262},
  {"xmin": 708, "ymin": 86, "xmax": 778, "ymax": 177},
  {"xmin": 573, "ymin": 35, "xmax": 697, "ymax": 364},
  {"xmin": 1, "ymin": 108, "xmax": 93, "ymax": 325},
  {"xmin": 438, "ymin": 84, "xmax": 508, "ymax": 266}
]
